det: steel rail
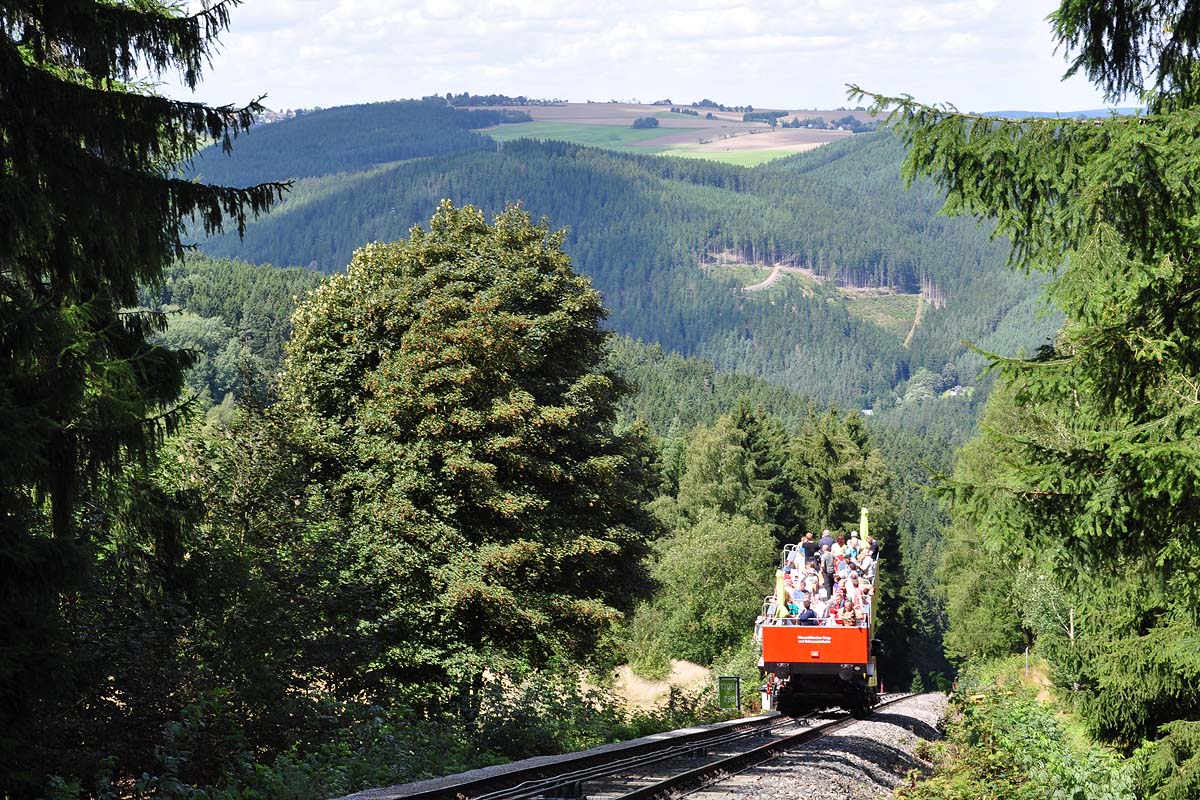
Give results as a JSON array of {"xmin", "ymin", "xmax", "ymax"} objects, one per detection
[
  {"xmin": 345, "ymin": 711, "xmax": 788, "ymax": 800},
  {"xmin": 615, "ymin": 693, "xmax": 916, "ymax": 800},
  {"xmin": 476, "ymin": 715, "xmax": 816, "ymax": 800}
]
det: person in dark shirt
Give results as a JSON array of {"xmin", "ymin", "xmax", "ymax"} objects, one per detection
[
  {"xmin": 798, "ymin": 599, "xmax": 818, "ymax": 626},
  {"xmin": 800, "ymin": 532, "xmax": 819, "ymax": 565},
  {"xmin": 868, "ymin": 536, "xmax": 879, "ymax": 559},
  {"xmin": 819, "ymin": 529, "xmax": 835, "ymax": 549}
]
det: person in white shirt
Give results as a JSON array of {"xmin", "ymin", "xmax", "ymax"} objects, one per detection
[{"xmin": 812, "ymin": 588, "xmax": 829, "ymax": 620}]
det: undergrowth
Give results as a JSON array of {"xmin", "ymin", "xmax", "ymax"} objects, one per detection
[
  {"xmin": 897, "ymin": 658, "xmax": 1133, "ymax": 800},
  {"xmin": 45, "ymin": 671, "xmax": 730, "ymax": 800}
]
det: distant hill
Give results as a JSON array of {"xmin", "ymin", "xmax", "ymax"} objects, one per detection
[
  {"xmin": 981, "ymin": 107, "xmax": 1142, "ymax": 118},
  {"xmin": 195, "ymin": 99, "xmax": 1057, "ymax": 416},
  {"xmin": 188, "ymin": 98, "xmax": 509, "ymax": 186}
]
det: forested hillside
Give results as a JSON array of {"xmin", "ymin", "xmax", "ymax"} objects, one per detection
[
  {"xmin": 188, "ymin": 98, "xmax": 512, "ymax": 186},
  {"xmin": 196, "ymin": 104, "xmax": 1058, "ymax": 412}
]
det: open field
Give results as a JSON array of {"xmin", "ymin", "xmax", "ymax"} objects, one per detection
[
  {"xmin": 485, "ymin": 120, "xmax": 686, "ymax": 151},
  {"xmin": 665, "ymin": 149, "xmax": 800, "ymax": 166},
  {"xmin": 478, "ymin": 101, "xmax": 872, "ymax": 163}
]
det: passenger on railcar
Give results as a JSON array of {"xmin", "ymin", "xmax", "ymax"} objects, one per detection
[
  {"xmin": 785, "ymin": 596, "xmax": 801, "ymax": 624},
  {"xmin": 836, "ymin": 558, "xmax": 851, "ymax": 581},
  {"xmin": 820, "ymin": 544, "xmax": 835, "ymax": 595},
  {"xmin": 801, "ymin": 532, "xmax": 820, "ymax": 565},
  {"xmin": 764, "ymin": 596, "xmax": 779, "ymax": 622},
  {"xmin": 831, "ymin": 535, "xmax": 845, "ymax": 558},
  {"xmin": 812, "ymin": 588, "xmax": 829, "ymax": 620},
  {"xmin": 798, "ymin": 599, "xmax": 818, "ymax": 625},
  {"xmin": 804, "ymin": 568, "xmax": 819, "ymax": 596},
  {"xmin": 788, "ymin": 547, "xmax": 803, "ymax": 569}
]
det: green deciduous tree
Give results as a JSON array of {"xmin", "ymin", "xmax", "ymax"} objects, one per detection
[
  {"xmin": 281, "ymin": 201, "xmax": 661, "ymax": 717},
  {"xmin": 638, "ymin": 509, "xmax": 778, "ymax": 666},
  {"xmin": 0, "ymin": 3, "xmax": 282, "ymax": 793}
]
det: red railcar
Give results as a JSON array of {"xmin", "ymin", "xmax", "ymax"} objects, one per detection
[{"xmin": 756, "ymin": 531, "xmax": 880, "ymax": 715}]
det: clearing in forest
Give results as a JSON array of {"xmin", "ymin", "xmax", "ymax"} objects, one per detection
[
  {"xmin": 612, "ymin": 659, "xmax": 712, "ymax": 710},
  {"xmin": 705, "ymin": 254, "xmax": 922, "ymax": 340}
]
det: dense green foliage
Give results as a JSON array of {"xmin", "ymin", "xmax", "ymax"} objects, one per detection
[
  {"xmin": 866, "ymin": 1, "xmax": 1200, "ymax": 796},
  {"xmin": 196, "ymin": 102, "xmax": 1058, "ymax": 410},
  {"xmin": 0, "ymin": 3, "xmax": 284, "ymax": 795},
  {"xmin": 280, "ymin": 201, "xmax": 661, "ymax": 713},
  {"xmin": 140, "ymin": 255, "xmax": 322, "ymax": 403},
  {"xmin": 608, "ymin": 337, "xmax": 819, "ymax": 433},
  {"xmin": 443, "ymin": 92, "xmax": 565, "ymax": 106},
  {"xmin": 901, "ymin": 659, "xmax": 1132, "ymax": 800},
  {"xmin": 24, "ymin": 203, "xmax": 681, "ymax": 798}
]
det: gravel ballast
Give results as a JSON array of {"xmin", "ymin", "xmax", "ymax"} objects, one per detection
[{"xmin": 690, "ymin": 693, "xmax": 947, "ymax": 800}]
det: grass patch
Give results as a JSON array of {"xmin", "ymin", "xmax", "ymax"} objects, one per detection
[
  {"xmin": 482, "ymin": 121, "xmax": 696, "ymax": 151},
  {"xmin": 666, "ymin": 148, "xmax": 799, "ymax": 166},
  {"xmin": 702, "ymin": 261, "xmax": 773, "ymax": 288},
  {"xmin": 843, "ymin": 291, "xmax": 920, "ymax": 339},
  {"xmin": 702, "ymin": 261, "xmax": 828, "ymax": 296}
]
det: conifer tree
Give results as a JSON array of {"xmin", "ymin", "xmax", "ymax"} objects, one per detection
[
  {"xmin": 854, "ymin": 2, "xmax": 1200, "ymax": 790},
  {"xmin": 0, "ymin": 2, "xmax": 282, "ymax": 792}
]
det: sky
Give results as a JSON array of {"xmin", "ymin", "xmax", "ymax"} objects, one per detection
[{"xmin": 166, "ymin": 0, "xmax": 1117, "ymax": 113}]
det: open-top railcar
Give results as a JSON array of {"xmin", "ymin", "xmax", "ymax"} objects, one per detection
[{"xmin": 756, "ymin": 508, "xmax": 880, "ymax": 716}]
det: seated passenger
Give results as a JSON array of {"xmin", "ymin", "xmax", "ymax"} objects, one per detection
[
  {"xmin": 798, "ymin": 599, "xmax": 818, "ymax": 626},
  {"xmin": 785, "ymin": 597, "xmax": 801, "ymax": 624},
  {"xmin": 812, "ymin": 589, "xmax": 829, "ymax": 620},
  {"xmin": 831, "ymin": 536, "xmax": 845, "ymax": 558}
]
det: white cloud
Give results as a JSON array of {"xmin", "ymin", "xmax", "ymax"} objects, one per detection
[{"xmin": 166, "ymin": 0, "xmax": 1112, "ymax": 112}]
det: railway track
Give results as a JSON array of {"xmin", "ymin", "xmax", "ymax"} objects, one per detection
[{"xmin": 345, "ymin": 694, "xmax": 914, "ymax": 800}]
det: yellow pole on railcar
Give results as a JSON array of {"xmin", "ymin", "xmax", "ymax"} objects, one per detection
[{"xmin": 774, "ymin": 569, "xmax": 789, "ymax": 618}]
